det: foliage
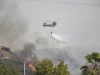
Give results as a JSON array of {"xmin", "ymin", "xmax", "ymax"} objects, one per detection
[
  {"xmin": 53, "ymin": 61, "xmax": 69, "ymax": 75},
  {"xmin": 80, "ymin": 52, "xmax": 100, "ymax": 75},
  {"xmin": 85, "ymin": 54, "xmax": 93, "ymax": 63},
  {"xmin": 34, "ymin": 58, "xmax": 70, "ymax": 75},
  {"xmin": 0, "ymin": 62, "xmax": 21, "ymax": 75},
  {"xmin": 35, "ymin": 58, "xmax": 54, "ymax": 75}
]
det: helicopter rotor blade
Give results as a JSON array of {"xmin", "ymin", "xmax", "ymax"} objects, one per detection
[
  {"xmin": 47, "ymin": 18, "xmax": 60, "ymax": 22},
  {"xmin": 45, "ymin": 21, "xmax": 53, "ymax": 22},
  {"xmin": 37, "ymin": 22, "xmax": 44, "ymax": 23},
  {"xmin": 46, "ymin": 19, "xmax": 50, "ymax": 22},
  {"xmin": 55, "ymin": 18, "xmax": 60, "ymax": 21}
]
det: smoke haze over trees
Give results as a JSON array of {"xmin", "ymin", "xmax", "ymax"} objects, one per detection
[{"xmin": 0, "ymin": 0, "xmax": 100, "ymax": 75}]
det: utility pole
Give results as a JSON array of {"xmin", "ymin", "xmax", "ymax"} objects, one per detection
[
  {"xmin": 24, "ymin": 61, "xmax": 25, "ymax": 75},
  {"xmin": 19, "ymin": 59, "xmax": 26, "ymax": 75}
]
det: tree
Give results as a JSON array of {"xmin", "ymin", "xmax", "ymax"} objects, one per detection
[
  {"xmin": 8, "ymin": 64, "xmax": 21, "ymax": 75},
  {"xmin": 0, "ymin": 62, "xmax": 10, "ymax": 75},
  {"xmin": 80, "ymin": 52, "xmax": 100, "ymax": 75},
  {"xmin": 34, "ymin": 58, "xmax": 70, "ymax": 75},
  {"xmin": 0, "ymin": 62, "xmax": 21, "ymax": 75},
  {"xmin": 35, "ymin": 58, "xmax": 54, "ymax": 75},
  {"xmin": 53, "ymin": 61, "xmax": 69, "ymax": 75}
]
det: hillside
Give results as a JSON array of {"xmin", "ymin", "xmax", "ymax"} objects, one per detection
[{"xmin": 0, "ymin": 46, "xmax": 33, "ymax": 75}]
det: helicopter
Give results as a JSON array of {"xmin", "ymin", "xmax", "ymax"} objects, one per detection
[
  {"xmin": 42, "ymin": 18, "xmax": 60, "ymax": 28},
  {"xmin": 43, "ymin": 22, "xmax": 56, "ymax": 27}
]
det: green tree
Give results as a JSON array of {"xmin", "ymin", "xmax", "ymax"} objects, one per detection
[
  {"xmin": 35, "ymin": 58, "xmax": 54, "ymax": 75},
  {"xmin": 34, "ymin": 58, "xmax": 70, "ymax": 75},
  {"xmin": 8, "ymin": 64, "xmax": 21, "ymax": 75},
  {"xmin": 0, "ymin": 62, "xmax": 9, "ymax": 75},
  {"xmin": 53, "ymin": 61, "xmax": 69, "ymax": 75},
  {"xmin": 80, "ymin": 52, "xmax": 100, "ymax": 75},
  {"xmin": 0, "ymin": 62, "xmax": 21, "ymax": 75}
]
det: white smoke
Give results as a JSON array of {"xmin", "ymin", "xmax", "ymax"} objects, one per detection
[
  {"xmin": 33, "ymin": 33, "xmax": 100, "ymax": 75},
  {"xmin": 0, "ymin": 0, "xmax": 28, "ymax": 50},
  {"xmin": 52, "ymin": 33, "xmax": 85, "ymax": 44}
]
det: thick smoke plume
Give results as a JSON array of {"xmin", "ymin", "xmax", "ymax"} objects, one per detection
[
  {"xmin": 0, "ymin": 0, "xmax": 28, "ymax": 50},
  {"xmin": 0, "ymin": 0, "xmax": 37, "ymax": 62},
  {"xmin": 29, "ymin": 34, "xmax": 79, "ymax": 74},
  {"xmin": 32, "ymin": 33, "xmax": 100, "ymax": 75},
  {"xmin": 21, "ymin": 43, "xmax": 36, "ymax": 61},
  {"xmin": 0, "ymin": 0, "xmax": 38, "ymax": 63}
]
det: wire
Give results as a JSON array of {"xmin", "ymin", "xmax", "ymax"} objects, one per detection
[{"xmin": 31, "ymin": 0, "xmax": 100, "ymax": 6}]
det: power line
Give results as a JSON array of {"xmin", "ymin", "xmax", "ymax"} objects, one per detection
[{"xmin": 31, "ymin": 0, "xmax": 100, "ymax": 6}]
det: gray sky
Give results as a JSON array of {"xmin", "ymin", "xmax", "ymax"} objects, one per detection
[
  {"xmin": 17, "ymin": 0, "xmax": 100, "ymax": 47},
  {"xmin": 17, "ymin": 0, "xmax": 100, "ymax": 33}
]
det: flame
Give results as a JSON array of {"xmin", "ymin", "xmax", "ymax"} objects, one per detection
[{"xmin": 29, "ymin": 63, "xmax": 36, "ymax": 72}]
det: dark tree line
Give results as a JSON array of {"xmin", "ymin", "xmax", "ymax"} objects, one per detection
[
  {"xmin": 0, "ymin": 62, "xmax": 21, "ymax": 75},
  {"xmin": 0, "ymin": 52, "xmax": 100, "ymax": 75},
  {"xmin": 34, "ymin": 58, "xmax": 70, "ymax": 75}
]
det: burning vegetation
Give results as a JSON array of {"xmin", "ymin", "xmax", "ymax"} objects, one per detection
[{"xmin": 0, "ymin": 45, "xmax": 36, "ymax": 75}]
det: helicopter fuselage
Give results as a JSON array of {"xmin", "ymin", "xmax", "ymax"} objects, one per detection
[{"xmin": 43, "ymin": 22, "xmax": 57, "ymax": 27}]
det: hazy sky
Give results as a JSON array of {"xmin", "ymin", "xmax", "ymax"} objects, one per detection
[
  {"xmin": 17, "ymin": 0, "xmax": 100, "ymax": 47},
  {"xmin": 17, "ymin": 0, "xmax": 100, "ymax": 33}
]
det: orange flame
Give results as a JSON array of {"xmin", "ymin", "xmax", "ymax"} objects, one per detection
[{"xmin": 29, "ymin": 63, "xmax": 36, "ymax": 72}]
